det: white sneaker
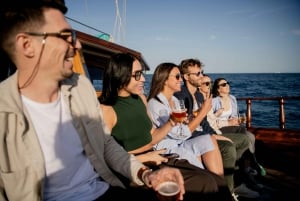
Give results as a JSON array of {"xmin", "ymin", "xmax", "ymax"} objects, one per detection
[
  {"xmin": 234, "ymin": 183, "xmax": 260, "ymax": 198},
  {"xmin": 231, "ymin": 192, "xmax": 239, "ymax": 201}
]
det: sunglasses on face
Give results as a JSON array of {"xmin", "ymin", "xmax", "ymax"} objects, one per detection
[
  {"xmin": 218, "ymin": 82, "xmax": 230, "ymax": 87},
  {"xmin": 201, "ymin": 81, "xmax": 211, "ymax": 86},
  {"xmin": 188, "ymin": 70, "xmax": 203, "ymax": 77},
  {"xmin": 132, "ymin": 70, "xmax": 145, "ymax": 81},
  {"xmin": 170, "ymin": 73, "xmax": 182, "ymax": 80},
  {"xmin": 25, "ymin": 29, "xmax": 77, "ymax": 47}
]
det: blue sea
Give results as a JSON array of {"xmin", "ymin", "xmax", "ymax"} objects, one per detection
[{"xmin": 144, "ymin": 73, "xmax": 300, "ymax": 130}]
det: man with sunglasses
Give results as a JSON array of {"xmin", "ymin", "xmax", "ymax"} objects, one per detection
[
  {"xmin": 0, "ymin": 1, "xmax": 186, "ymax": 200},
  {"xmin": 174, "ymin": 58, "xmax": 252, "ymax": 200}
]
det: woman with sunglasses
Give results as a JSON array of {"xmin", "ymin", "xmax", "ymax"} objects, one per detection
[
  {"xmin": 99, "ymin": 53, "xmax": 232, "ymax": 200},
  {"xmin": 200, "ymin": 75, "xmax": 263, "ymax": 199},
  {"xmin": 211, "ymin": 78, "xmax": 256, "ymax": 153},
  {"xmin": 211, "ymin": 78, "xmax": 266, "ymax": 189}
]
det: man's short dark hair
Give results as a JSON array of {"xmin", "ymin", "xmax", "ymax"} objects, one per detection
[
  {"xmin": 0, "ymin": 0, "xmax": 68, "ymax": 64},
  {"xmin": 1, "ymin": 0, "xmax": 67, "ymax": 14}
]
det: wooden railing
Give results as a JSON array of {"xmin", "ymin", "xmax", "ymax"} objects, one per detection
[{"xmin": 237, "ymin": 96, "xmax": 300, "ymax": 129}]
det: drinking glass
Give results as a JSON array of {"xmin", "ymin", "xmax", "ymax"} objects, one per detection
[
  {"xmin": 156, "ymin": 181, "xmax": 180, "ymax": 201},
  {"xmin": 171, "ymin": 99, "xmax": 186, "ymax": 137},
  {"xmin": 192, "ymin": 101, "xmax": 200, "ymax": 118},
  {"xmin": 239, "ymin": 112, "xmax": 246, "ymax": 125},
  {"xmin": 191, "ymin": 101, "xmax": 203, "ymax": 131}
]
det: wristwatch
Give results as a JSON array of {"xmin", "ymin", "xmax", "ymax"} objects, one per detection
[{"xmin": 138, "ymin": 167, "xmax": 153, "ymax": 187}]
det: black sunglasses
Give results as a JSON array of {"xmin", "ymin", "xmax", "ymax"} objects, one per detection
[
  {"xmin": 201, "ymin": 81, "xmax": 211, "ymax": 86},
  {"xmin": 218, "ymin": 82, "xmax": 230, "ymax": 87},
  {"xmin": 188, "ymin": 70, "xmax": 203, "ymax": 77},
  {"xmin": 25, "ymin": 29, "xmax": 77, "ymax": 47},
  {"xmin": 170, "ymin": 73, "xmax": 181, "ymax": 80},
  {"xmin": 132, "ymin": 70, "xmax": 145, "ymax": 81}
]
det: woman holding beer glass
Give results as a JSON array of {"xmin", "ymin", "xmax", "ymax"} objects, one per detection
[
  {"xmin": 147, "ymin": 62, "xmax": 223, "ymax": 175},
  {"xmin": 170, "ymin": 99, "xmax": 187, "ymax": 137}
]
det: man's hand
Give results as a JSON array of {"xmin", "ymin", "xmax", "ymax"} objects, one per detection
[
  {"xmin": 201, "ymin": 95, "xmax": 212, "ymax": 114},
  {"xmin": 147, "ymin": 167, "xmax": 185, "ymax": 200}
]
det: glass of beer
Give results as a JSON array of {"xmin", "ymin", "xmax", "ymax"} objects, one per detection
[
  {"xmin": 171, "ymin": 99, "xmax": 186, "ymax": 137},
  {"xmin": 239, "ymin": 112, "xmax": 246, "ymax": 125},
  {"xmin": 156, "ymin": 181, "xmax": 180, "ymax": 201},
  {"xmin": 192, "ymin": 101, "xmax": 200, "ymax": 118},
  {"xmin": 191, "ymin": 100, "xmax": 203, "ymax": 131}
]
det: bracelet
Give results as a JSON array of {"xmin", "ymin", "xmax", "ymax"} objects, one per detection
[
  {"xmin": 137, "ymin": 167, "xmax": 152, "ymax": 187},
  {"xmin": 169, "ymin": 118, "xmax": 175, "ymax": 127}
]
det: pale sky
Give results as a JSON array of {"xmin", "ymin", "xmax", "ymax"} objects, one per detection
[{"xmin": 65, "ymin": 0, "xmax": 300, "ymax": 73}]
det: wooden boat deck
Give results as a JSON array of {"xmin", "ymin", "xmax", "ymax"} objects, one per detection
[
  {"xmin": 237, "ymin": 127, "xmax": 300, "ymax": 201},
  {"xmin": 235, "ymin": 96, "xmax": 300, "ymax": 200}
]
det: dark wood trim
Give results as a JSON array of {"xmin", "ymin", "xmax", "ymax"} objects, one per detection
[
  {"xmin": 237, "ymin": 96, "xmax": 300, "ymax": 130},
  {"xmin": 76, "ymin": 30, "xmax": 150, "ymax": 71}
]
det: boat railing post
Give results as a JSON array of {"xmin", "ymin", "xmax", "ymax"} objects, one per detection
[
  {"xmin": 279, "ymin": 97, "xmax": 285, "ymax": 129},
  {"xmin": 246, "ymin": 99, "xmax": 252, "ymax": 128}
]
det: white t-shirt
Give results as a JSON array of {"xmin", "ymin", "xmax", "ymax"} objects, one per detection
[{"xmin": 22, "ymin": 92, "xmax": 109, "ymax": 201}]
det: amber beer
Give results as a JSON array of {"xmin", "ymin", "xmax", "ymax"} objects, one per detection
[
  {"xmin": 171, "ymin": 110, "xmax": 186, "ymax": 123},
  {"xmin": 239, "ymin": 113, "xmax": 246, "ymax": 124},
  {"xmin": 192, "ymin": 109, "xmax": 200, "ymax": 118},
  {"xmin": 156, "ymin": 181, "xmax": 180, "ymax": 201},
  {"xmin": 239, "ymin": 116, "xmax": 246, "ymax": 124}
]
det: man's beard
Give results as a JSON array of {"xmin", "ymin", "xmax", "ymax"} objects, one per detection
[{"xmin": 189, "ymin": 79, "xmax": 200, "ymax": 88}]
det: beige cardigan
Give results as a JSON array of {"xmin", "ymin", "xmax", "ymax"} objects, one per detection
[{"xmin": 0, "ymin": 72, "xmax": 144, "ymax": 201}]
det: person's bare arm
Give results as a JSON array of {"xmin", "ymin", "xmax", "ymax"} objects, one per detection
[
  {"xmin": 139, "ymin": 94, "xmax": 174, "ymax": 145},
  {"xmin": 100, "ymin": 104, "xmax": 117, "ymax": 132}
]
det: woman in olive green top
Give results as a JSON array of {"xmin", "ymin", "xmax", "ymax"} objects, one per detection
[{"xmin": 98, "ymin": 53, "xmax": 232, "ymax": 200}]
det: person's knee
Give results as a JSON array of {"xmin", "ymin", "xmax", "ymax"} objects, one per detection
[
  {"xmin": 183, "ymin": 171, "xmax": 220, "ymax": 193},
  {"xmin": 218, "ymin": 141, "xmax": 237, "ymax": 159},
  {"xmin": 218, "ymin": 140, "xmax": 237, "ymax": 167},
  {"xmin": 240, "ymin": 134, "xmax": 251, "ymax": 150},
  {"xmin": 246, "ymin": 131, "xmax": 256, "ymax": 142}
]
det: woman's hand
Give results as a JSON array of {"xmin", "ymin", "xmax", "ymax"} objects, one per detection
[
  {"xmin": 136, "ymin": 149, "xmax": 169, "ymax": 165},
  {"xmin": 213, "ymin": 134, "xmax": 233, "ymax": 143},
  {"xmin": 228, "ymin": 118, "xmax": 239, "ymax": 126},
  {"xmin": 214, "ymin": 108, "xmax": 224, "ymax": 117},
  {"xmin": 145, "ymin": 149, "xmax": 169, "ymax": 165}
]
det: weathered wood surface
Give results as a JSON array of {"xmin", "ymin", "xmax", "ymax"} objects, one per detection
[
  {"xmin": 250, "ymin": 127, "xmax": 300, "ymax": 175},
  {"xmin": 238, "ymin": 128, "xmax": 300, "ymax": 201}
]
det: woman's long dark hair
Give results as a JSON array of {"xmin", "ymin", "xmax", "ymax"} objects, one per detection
[
  {"xmin": 212, "ymin": 77, "xmax": 226, "ymax": 97},
  {"xmin": 99, "ymin": 53, "xmax": 138, "ymax": 105},
  {"xmin": 147, "ymin": 62, "xmax": 178, "ymax": 101}
]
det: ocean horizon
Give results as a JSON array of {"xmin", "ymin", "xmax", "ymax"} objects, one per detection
[{"xmin": 144, "ymin": 73, "xmax": 300, "ymax": 130}]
